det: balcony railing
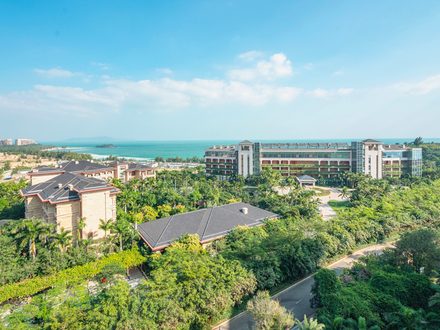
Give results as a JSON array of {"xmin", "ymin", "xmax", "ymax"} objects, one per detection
[{"xmin": 261, "ymin": 164, "xmax": 349, "ymax": 168}]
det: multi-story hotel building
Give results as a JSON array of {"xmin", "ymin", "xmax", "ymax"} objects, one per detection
[
  {"xmin": 204, "ymin": 139, "xmax": 422, "ymax": 179},
  {"xmin": 23, "ymin": 160, "xmax": 155, "ymax": 239},
  {"xmin": 21, "ymin": 173, "xmax": 120, "ymax": 240},
  {"xmin": 15, "ymin": 139, "xmax": 37, "ymax": 146},
  {"xmin": 0, "ymin": 139, "xmax": 12, "ymax": 146}
]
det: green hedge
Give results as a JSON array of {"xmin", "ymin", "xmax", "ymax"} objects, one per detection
[{"xmin": 0, "ymin": 248, "xmax": 146, "ymax": 304}]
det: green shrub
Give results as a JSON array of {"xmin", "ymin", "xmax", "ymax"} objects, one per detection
[{"xmin": 0, "ymin": 248, "xmax": 146, "ymax": 303}]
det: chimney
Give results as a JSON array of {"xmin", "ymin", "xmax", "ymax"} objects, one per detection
[
  {"xmin": 68, "ymin": 184, "xmax": 74, "ymax": 191},
  {"xmin": 242, "ymin": 207, "xmax": 248, "ymax": 215},
  {"xmin": 58, "ymin": 183, "xmax": 63, "ymax": 188}
]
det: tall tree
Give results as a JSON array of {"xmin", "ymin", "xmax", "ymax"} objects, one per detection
[
  {"xmin": 51, "ymin": 228, "xmax": 73, "ymax": 254},
  {"xmin": 111, "ymin": 220, "xmax": 131, "ymax": 252}
]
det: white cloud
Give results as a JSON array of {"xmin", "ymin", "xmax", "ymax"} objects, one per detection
[
  {"xmin": 307, "ymin": 87, "xmax": 353, "ymax": 98},
  {"xmin": 34, "ymin": 68, "xmax": 81, "ymax": 78},
  {"xmin": 303, "ymin": 63, "xmax": 314, "ymax": 70},
  {"xmin": 337, "ymin": 88, "xmax": 353, "ymax": 95},
  {"xmin": 393, "ymin": 74, "xmax": 440, "ymax": 95},
  {"xmin": 238, "ymin": 51, "xmax": 264, "ymax": 61},
  {"xmin": 333, "ymin": 70, "xmax": 344, "ymax": 75},
  {"xmin": 102, "ymin": 75, "xmax": 110, "ymax": 79},
  {"xmin": 157, "ymin": 68, "xmax": 173, "ymax": 74},
  {"xmin": 228, "ymin": 53, "xmax": 293, "ymax": 81},
  {"xmin": 91, "ymin": 62, "xmax": 109, "ymax": 70},
  {"xmin": 0, "ymin": 77, "xmax": 304, "ymax": 116}
]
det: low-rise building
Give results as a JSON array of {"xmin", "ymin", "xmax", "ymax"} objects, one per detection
[
  {"xmin": 205, "ymin": 139, "xmax": 422, "ymax": 179},
  {"xmin": 29, "ymin": 160, "xmax": 116, "ymax": 185},
  {"xmin": 20, "ymin": 172, "xmax": 120, "ymax": 240},
  {"xmin": 0, "ymin": 139, "xmax": 12, "ymax": 146},
  {"xmin": 137, "ymin": 202, "xmax": 279, "ymax": 251},
  {"xmin": 15, "ymin": 139, "xmax": 37, "ymax": 146},
  {"xmin": 108, "ymin": 161, "xmax": 156, "ymax": 181}
]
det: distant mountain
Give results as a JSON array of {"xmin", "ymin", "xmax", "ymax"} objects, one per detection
[{"xmin": 62, "ymin": 136, "xmax": 120, "ymax": 143}]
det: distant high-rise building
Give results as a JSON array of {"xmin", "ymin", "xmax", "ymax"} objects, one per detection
[
  {"xmin": 15, "ymin": 139, "xmax": 37, "ymax": 146},
  {"xmin": 0, "ymin": 139, "xmax": 12, "ymax": 146}
]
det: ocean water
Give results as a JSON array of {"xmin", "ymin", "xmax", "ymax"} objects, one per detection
[{"xmin": 41, "ymin": 138, "xmax": 440, "ymax": 161}]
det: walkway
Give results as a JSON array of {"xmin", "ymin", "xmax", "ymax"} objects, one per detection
[
  {"xmin": 212, "ymin": 242, "xmax": 394, "ymax": 330},
  {"xmin": 315, "ymin": 187, "xmax": 346, "ymax": 220}
]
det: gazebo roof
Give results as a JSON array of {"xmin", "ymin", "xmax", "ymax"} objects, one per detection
[{"xmin": 296, "ymin": 175, "xmax": 316, "ymax": 182}]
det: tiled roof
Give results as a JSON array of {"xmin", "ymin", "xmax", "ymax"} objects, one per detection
[
  {"xmin": 21, "ymin": 172, "xmax": 120, "ymax": 204},
  {"xmin": 296, "ymin": 175, "xmax": 316, "ymax": 182},
  {"xmin": 137, "ymin": 202, "xmax": 279, "ymax": 250},
  {"xmin": 126, "ymin": 163, "xmax": 154, "ymax": 171},
  {"xmin": 30, "ymin": 160, "xmax": 113, "ymax": 175},
  {"xmin": 239, "ymin": 140, "xmax": 253, "ymax": 144}
]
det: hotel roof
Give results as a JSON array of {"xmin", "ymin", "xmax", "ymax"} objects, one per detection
[
  {"xmin": 204, "ymin": 145, "xmax": 237, "ymax": 151},
  {"xmin": 30, "ymin": 160, "xmax": 113, "ymax": 176},
  {"xmin": 137, "ymin": 202, "xmax": 279, "ymax": 251},
  {"xmin": 20, "ymin": 172, "xmax": 120, "ymax": 204},
  {"xmin": 362, "ymin": 139, "xmax": 382, "ymax": 144}
]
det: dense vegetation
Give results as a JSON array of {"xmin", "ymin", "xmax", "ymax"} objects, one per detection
[
  {"xmin": 312, "ymin": 228, "xmax": 440, "ymax": 329},
  {"xmin": 0, "ymin": 180, "xmax": 27, "ymax": 219},
  {"xmin": 2, "ymin": 164, "xmax": 440, "ymax": 328}
]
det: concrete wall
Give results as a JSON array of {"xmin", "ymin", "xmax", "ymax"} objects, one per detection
[
  {"xmin": 80, "ymin": 190, "xmax": 115, "ymax": 239},
  {"xmin": 238, "ymin": 143, "xmax": 253, "ymax": 178},
  {"xmin": 56, "ymin": 200, "xmax": 81, "ymax": 238},
  {"xmin": 25, "ymin": 195, "xmax": 45, "ymax": 219}
]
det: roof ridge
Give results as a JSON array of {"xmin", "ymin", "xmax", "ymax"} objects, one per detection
[
  {"xmin": 200, "ymin": 208, "xmax": 214, "ymax": 240},
  {"xmin": 156, "ymin": 215, "xmax": 174, "ymax": 247},
  {"xmin": 222, "ymin": 206, "xmax": 255, "ymax": 221}
]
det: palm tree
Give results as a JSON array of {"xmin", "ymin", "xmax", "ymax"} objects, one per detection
[
  {"xmin": 13, "ymin": 218, "xmax": 46, "ymax": 258},
  {"xmin": 386, "ymin": 308, "xmax": 426, "ymax": 330},
  {"xmin": 76, "ymin": 217, "xmax": 86, "ymax": 243},
  {"xmin": 295, "ymin": 315, "xmax": 325, "ymax": 330},
  {"xmin": 52, "ymin": 228, "xmax": 73, "ymax": 254},
  {"xmin": 39, "ymin": 222, "xmax": 56, "ymax": 248},
  {"xmin": 99, "ymin": 218, "xmax": 114, "ymax": 239},
  {"xmin": 318, "ymin": 315, "xmax": 345, "ymax": 330},
  {"xmin": 429, "ymin": 293, "xmax": 440, "ymax": 308},
  {"xmin": 344, "ymin": 317, "xmax": 380, "ymax": 330},
  {"xmin": 339, "ymin": 186, "xmax": 351, "ymax": 204},
  {"xmin": 111, "ymin": 220, "xmax": 131, "ymax": 252}
]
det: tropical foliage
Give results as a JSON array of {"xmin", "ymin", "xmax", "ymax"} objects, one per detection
[{"xmin": 313, "ymin": 228, "xmax": 440, "ymax": 329}]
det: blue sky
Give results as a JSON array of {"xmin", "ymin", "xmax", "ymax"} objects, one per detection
[{"xmin": 1, "ymin": 0, "xmax": 440, "ymax": 141}]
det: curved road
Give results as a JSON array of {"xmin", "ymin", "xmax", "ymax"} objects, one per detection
[{"xmin": 212, "ymin": 242, "xmax": 393, "ymax": 330}]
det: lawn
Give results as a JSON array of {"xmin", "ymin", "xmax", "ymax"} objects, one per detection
[{"xmin": 328, "ymin": 200, "xmax": 350, "ymax": 213}]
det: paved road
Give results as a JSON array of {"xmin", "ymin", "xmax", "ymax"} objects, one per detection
[{"xmin": 212, "ymin": 242, "xmax": 393, "ymax": 330}]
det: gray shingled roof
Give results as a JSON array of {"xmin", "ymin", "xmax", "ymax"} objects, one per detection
[
  {"xmin": 21, "ymin": 172, "xmax": 120, "ymax": 204},
  {"xmin": 31, "ymin": 160, "xmax": 113, "ymax": 175},
  {"xmin": 137, "ymin": 202, "xmax": 279, "ymax": 250},
  {"xmin": 126, "ymin": 163, "xmax": 154, "ymax": 171}
]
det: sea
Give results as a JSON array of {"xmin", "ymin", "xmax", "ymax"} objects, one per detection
[{"xmin": 40, "ymin": 138, "xmax": 440, "ymax": 161}]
